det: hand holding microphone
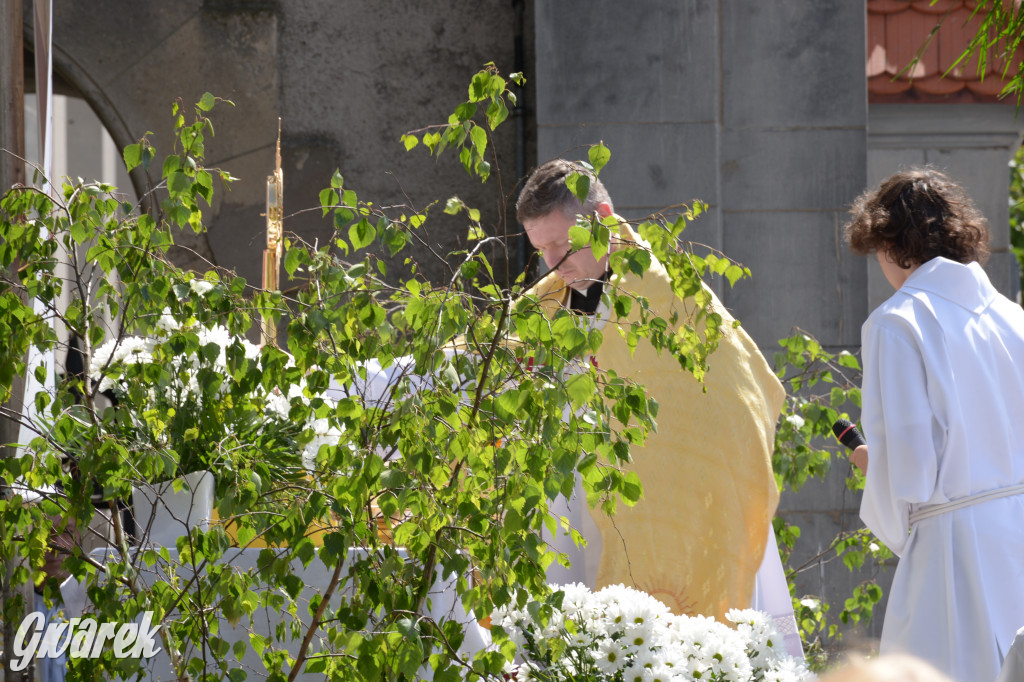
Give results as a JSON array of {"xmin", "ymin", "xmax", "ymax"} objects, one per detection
[{"xmin": 832, "ymin": 418, "xmax": 869, "ymax": 473}]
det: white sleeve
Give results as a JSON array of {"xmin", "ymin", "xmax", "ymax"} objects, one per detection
[{"xmin": 859, "ymin": 320, "xmax": 940, "ymax": 556}]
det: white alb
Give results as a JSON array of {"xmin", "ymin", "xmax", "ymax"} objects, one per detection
[{"xmin": 860, "ymin": 257, "xmax": 1024, "ymax": 682}]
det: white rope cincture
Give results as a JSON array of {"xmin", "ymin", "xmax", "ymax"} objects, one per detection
[{"xmin": 909, "ymin": 483, "xmax": 1024, "ymax": 526}]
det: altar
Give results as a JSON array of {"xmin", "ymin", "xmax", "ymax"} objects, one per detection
[{"xmin": 56, "ymin": 546, "xmax": 489, "ymax": 681}]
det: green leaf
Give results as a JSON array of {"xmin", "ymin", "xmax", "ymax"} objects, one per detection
[
  {"xmin": 486, "ymin": 100, "xmax": 508, "ymax": 130},
  {"xmin": 197, "ymin": 92, "xmax": 216, "ymax": 112},
  {"xmin": 565, "ymin": 373, "xmax": 596, "ymax": 409},
  {"xmin": 401, "ymin": 134, "xmax": 419, "ymax": 151},
  {"xmin": 468, "ymin": 72, "xmax": 491, "ymax": 102},
  {"xmin": 453, "ymin": 102, "xmax": 477, "ymax": 122},
  {"xmin": 470, "ymin": 125, "xmax": 487, "ymax": 157},
  {"xmin": 838, "ymin": 351, "xmax": 861, "ymax": 370},
  {"xmin": 319, "ymin": 187, "xmax": 336, "ymax": 216},
  {"xmin": 444, "ymin": 197, "xmax": 463, "ymax": 215},
  {"xmin": 236, "ymin": 525, "xmax": 257, "ymax": 547},
  {"xmin": 591, "ymin": 218, "xmax": 610, "ymax": 261},
  {"xmin": 568, "ymin": 224, "xmax": 591, "ymax": 250},
  {"xmin": 123, "ymin": 144, "xmax": 141, "ymax": 172},
  {"xmin": 167, "ymin": 171, "xmax": 191, "ymax": 196},
  {"xmin": 69, "ymin": 220, "xmax": 90, "ymax": 245},
  {"xmin": 349, "ymin": 218, "xmax": 376, "ymax": 251},
  {"xmin": 565, "ymin": 172, "xmax": 591, "ymax": 207},
  {"xmin": 589, "ymin": 143, "xmax": 611, "ymax": 174},
  {"xmin": 284, "ymin": 247, "xmax": 304, "ymax": 276},
  {"xmin": 195, "ymin": 170, "xmax": 213, "ymax": 203},
  {"xmin": 423, "ymin": 131, "xmax": 442, "ymax": 153},
  {"xmin": 724, "ymin": 264, "xmax": 746, "ymax": 287}
]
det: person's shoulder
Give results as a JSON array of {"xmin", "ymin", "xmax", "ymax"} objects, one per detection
[
  {"xmin": 862, "ymin": 290, "xmax": 925, "ymax": 341},
  {"xmin": 867, "ymin": 289, "xmax": 917, "ymax": 322}
]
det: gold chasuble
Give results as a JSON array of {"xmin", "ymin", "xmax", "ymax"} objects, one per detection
[{"xmin": 524, "ymin": 225, "xmax": 784, "ymax": 620}]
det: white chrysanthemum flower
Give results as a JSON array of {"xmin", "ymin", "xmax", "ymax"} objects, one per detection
[
  {"xmin": 592, "ymin": 640, "xmax": 627, "ymax": 675},
  {"xmin": 681, "ymin": 655, "xmax": 713, "ymax": 681},
  {"xmin": 491, "ymin": 582, "xmax": 810, "ymax": 682},
  {"xmin": 657, "ymin": 642, "xmax": 688, "ymax": 671},
  {"xmin": 728, "ymin": 607, "xmax": 787, "ymax": 670},
  {"xmin": 302, "ymin": 417, "xmax": 343, "ymax": 469},
  {"xmin": 265, "ymin": 389, "xmax": 292, "ymax": 420},
  {"xmin": 763, "ymin": 656, "xmax": 813, "ymax": 682},
  {"xmin": 621, "ymin": 662, "xmax": 654, "ymax": 682},
  {"xmin": 514, "ymin": 660, "xmax": 540, "ymax": 682},
  {"xmin": 555, "ymin": 582, "xmax": 590, "ymax": 619},
  {"xmin": 602, "ymin": 602, "xmax": 628, "ymax": 635},
  {"xmin": 539, "ymin": 609, "xmax": 564, "ymax": 640},
  {"xmin": 631, "ymin": 644, "xmax": 660, "ymax": 669},
  {"xmin": 492, "ymin": 608, "xmax": 529, "ymax": 648},
  {"xmin": 567, "ymin": 627, "xmax": 592, "ymax": 648},
  {"xmin": 623, "ymin": 621, "xmax": 656, "ymax": 651},
  {"xmin": 189, "ymin": 279, "xmax": 215, "ymax": 297},
  {"xmin": 90, "ymin": 335, "xmax": 156, "ymax": 391},
  {"xmin": 155, "ymin": 308, "xmax": 180, "ymax": 332},
  {"xmin": 594, "ymin": 583, "xmax": 633, "ymax": 605},
  {"xmin": 583, "ymin": 609, "xmax": 610, "ymax": 639},
  {"xmin": 713, "ymin": 637, "xmax": 755, "ymax": 682},
  {"xmin": 647, "ymin": 663, "xmax": 676, "ymax": 682},
  {"xmin": 197, "ymin": 325, "xmax": 232, "ymax": 368},
  {"xmin": 619, "ymin": 596, "xmax": 662, "ymax": 627}
]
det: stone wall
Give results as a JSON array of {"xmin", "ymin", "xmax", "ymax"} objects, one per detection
[{"xmin": 30, "ymin": 0, "xmax": 534, "ymax": 285}]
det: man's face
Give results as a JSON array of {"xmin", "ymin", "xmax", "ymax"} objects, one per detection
[{"xmin": 523, "ymin": 209, "xmax": 609, "ymax": 292}]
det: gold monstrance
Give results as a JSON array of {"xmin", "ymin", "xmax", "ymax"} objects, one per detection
[{"xmin": 262, "ymin": 118, "xmax": 283, "ymax": 347}]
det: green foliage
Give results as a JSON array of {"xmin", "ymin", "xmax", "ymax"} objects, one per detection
[
  {"xmin": 771, "ymin": 331, "xmax": 892, "ymax": 669},
  {"xmin": 0, "ymin": 67, "xmax": 750, "ymax": 681},
  {"xmin": 919, "ymin": 0, "xmax": 1024, "ymax": 105},
  {"xmin": 1009, "ymin": 143, "xmax": 1024, "ymax": 296}
]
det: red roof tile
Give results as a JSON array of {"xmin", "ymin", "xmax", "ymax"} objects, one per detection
[{"xmin": 867, "ymin": 0, "xmax": 1022, "ymax": 103}]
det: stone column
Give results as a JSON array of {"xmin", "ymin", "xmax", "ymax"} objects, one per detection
[{"xmin": 534, "ymin": 0, "xmax": 723, "ymax": 284}]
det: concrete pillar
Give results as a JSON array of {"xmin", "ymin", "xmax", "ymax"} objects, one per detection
[
  {"xmin": 535, "ymin": 1, "xmax": 869, "ymax": 351},
  {"xmin": 718, "ymin": 2, "xmax": 868, "ymax": 352},
  {"xmin": 534, "ymin": 0, "xmax": 723, "ymax": 276}
]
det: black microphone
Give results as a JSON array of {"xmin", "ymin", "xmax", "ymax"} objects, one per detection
[{"xmin": 832, "ymin": 419, "xmax": 866, "ymax": 450}]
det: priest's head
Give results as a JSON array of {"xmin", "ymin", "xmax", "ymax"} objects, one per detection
[{"xmin": 517, "ymin": 159, "xmax": 615, "ymax": 292}]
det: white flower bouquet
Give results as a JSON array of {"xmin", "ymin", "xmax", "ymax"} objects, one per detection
[{"xmin": 492, "ymin": 583, "xmax": 811, "ymax": 682}]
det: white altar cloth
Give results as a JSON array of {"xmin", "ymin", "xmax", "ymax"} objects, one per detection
[{"xmin": 59, "ymin": 546, "xmax": 488, "ymax": 680}]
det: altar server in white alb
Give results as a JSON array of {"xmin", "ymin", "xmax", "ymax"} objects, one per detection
[{"xmin": 844, "ymin": 167, "xmax": 1024, "ymax": 682}]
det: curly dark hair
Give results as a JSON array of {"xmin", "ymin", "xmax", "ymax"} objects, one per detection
[{"xmin": 844, "ymin": 168, "xmax": 990, "ymax": 267}]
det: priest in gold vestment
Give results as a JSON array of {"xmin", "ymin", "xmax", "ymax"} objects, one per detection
[{"xmin": 517, "ymin": 160, "xmax": 785, "ymax": 620}]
